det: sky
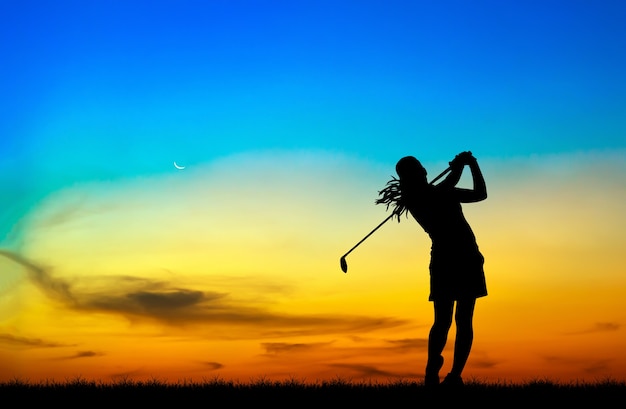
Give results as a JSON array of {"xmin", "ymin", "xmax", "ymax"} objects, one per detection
[{"xmin": 1, "ymin": 0, "xmax": 625, "ymax": 384}]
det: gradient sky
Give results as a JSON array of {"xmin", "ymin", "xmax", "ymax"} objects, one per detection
[{"xmin": 1, "ymin": 1, "xmax": 625, "ymax": 384}]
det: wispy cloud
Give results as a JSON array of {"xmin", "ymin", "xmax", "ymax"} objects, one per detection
[
  {"xmin": 565, "ymin": 322, "xmax": 620, "ymax": 335},
  {"xmin": 261, "ymin": 341, "xmax": 334, "ymax": 355},
  {"xmin": 582, "ymin": 359, "xmax": 612, "ymax": 374},
  {"xmin": 199, "ymin": 362, "xmax": 224, "ymax": 370},
  {"xmin": 468, "ymin": 357, "xmax": 499, "ymax": 369},
  {"xmin": 382, "ymin": 338, "xmax": 428, "ymax": 352},
  {"xmin": 56, "ymin": 351, "xmax": 104, "ymax": 360},
  {"xmin": 346, "ymin": 338, "xmax": 429, "ymax": 355},
  {"xmin": 0, "ymin": 249, "xmax": 74, "ymax": 303},
  {"xmin": 328, "ymin": 363, "xmax": 421, "ymax": 379},
  {"xmin": 259, "ymin": 317, "xmax": 408, "ymax": 339},
  {"xmin": 83, "ymin": 287, "xmax": 226, "ymax": 323},
  {"xmin": 0, "ymin": 249, "xmax": 408, "ymax": 338},
  {"xmin": 0, "ymin": 333, "xmax": 72, "ymax": 348},
  {"xmin": 109, "ymin": 369, "xmax": 146, "ymax": 380},
  {"xmin": 543, "ymin": 355, "xmax": 614, "ymax": 375},
  {"xmin": 259, "ymin": 338, "xmax": 430, "ymax": 371},
  {"xmin": 464, "ymin": 349, "xmax": 500, "ymax": 370}
]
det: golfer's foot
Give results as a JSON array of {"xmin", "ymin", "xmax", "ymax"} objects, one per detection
[
  {"xmin": 424, "ymin": 355, "xmax": 444, "ymax": 387},
  {"xmin": 424, "ymin": 373, "xmax": 440, "ymax": 387},
  {"xmin": 441, "ymin": 373, "xmax": 464, "ymax": 388}
]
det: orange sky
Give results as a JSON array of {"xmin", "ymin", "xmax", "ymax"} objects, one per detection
[{"xmin": 1, "ymin": 150, "xmax": 625, "ymax": 384}]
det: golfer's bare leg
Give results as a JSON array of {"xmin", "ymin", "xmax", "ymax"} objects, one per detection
[
  {"xmin": 426, "ymin": 300, "xmax": 454, "ymax": 384},
  {"xmin": 450, "ymin": 298, "xmax": 476, "ymax": 377}
]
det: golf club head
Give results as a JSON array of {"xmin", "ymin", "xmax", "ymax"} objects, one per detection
[{"xmin": 340, "ymin": 257, "xmax": 348, "ymax": 273}]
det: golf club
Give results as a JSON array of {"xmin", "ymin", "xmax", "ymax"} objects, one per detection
[{"xmin": 340, "ymin": 165, "xmax": 451, "ymax": 273}]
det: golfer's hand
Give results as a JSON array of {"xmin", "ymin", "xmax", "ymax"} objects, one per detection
[{"xmin": 450, "ymin": 151, "xmax": 474, "ymax": 168}]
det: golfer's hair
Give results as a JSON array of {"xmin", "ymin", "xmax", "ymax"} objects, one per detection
[
  {"xmin": 376, "ymin": 176, "xmax": 409, "ymax": 222},
  {"xmin": 376, "ymin": 156, "xmax": 424, "ymax": 222}
]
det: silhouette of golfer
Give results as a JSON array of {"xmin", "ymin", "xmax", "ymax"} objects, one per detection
[{"xmin": 377, "ymin": 151, "xmax": 487, "ymax": 387}]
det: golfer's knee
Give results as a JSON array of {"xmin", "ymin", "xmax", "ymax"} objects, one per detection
[
  {"xmin": 432, "ymin": 320, "xmax": 452, "ymax": 333},
  {"xmin": 455, "ymin": 312, "xmax": 473, "ymax": 326},
  {"xmin": 456, "ymin": 323, "xmax": 473, "ymax": 337}
]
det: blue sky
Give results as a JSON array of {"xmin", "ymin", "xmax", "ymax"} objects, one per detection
[{"xmin": 1, "ymin": 0, "xmax": 625, "ymax": 242}]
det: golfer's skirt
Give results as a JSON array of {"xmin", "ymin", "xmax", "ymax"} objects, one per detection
[{"xmin": 428, "ymin": 246, "xmax": 487, "ymax": 301}]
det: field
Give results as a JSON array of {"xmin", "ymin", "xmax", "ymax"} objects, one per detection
[{"xmin": 3, "ymin": 377, "xmax": 625, "ymax": 406}]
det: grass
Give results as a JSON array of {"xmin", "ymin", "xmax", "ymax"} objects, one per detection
[{"xmin": 2, "ymin": 376, "xmax": 625, "ymax": 406}]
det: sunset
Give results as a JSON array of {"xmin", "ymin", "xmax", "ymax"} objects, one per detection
[{"xmin": 1, "ymin": 1, "xmax": 625, "ymax": 387}]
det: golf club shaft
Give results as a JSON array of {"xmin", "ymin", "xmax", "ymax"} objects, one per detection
[
  {"xmin": 341, "ymin": 213, "xmax": 395, "ymax": 259},
  {"xmin": 341, "ymin": 166, "xmax": 451, "ymax": 260},
  {"xmin": 429, "ymin": 166, "xmax": 451, "ymax": 185}
]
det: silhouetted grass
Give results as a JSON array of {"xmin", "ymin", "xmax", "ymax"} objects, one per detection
[{"xmin": 2, "ymin": 376, "xmax": 625, "ymax": 406}]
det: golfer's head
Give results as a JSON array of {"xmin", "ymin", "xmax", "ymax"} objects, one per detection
[{"xmin": 396, "ymin": 156, "xmax": 427, "ymax": 183}]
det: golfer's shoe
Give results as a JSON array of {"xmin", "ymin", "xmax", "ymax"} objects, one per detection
[
  {"xmin": 424, "ymin": 355, "xmax": 444, "ymax": 386},
  {"xmin": 424, "ymin": 374, "xmax": 440, "ymax": 387},
  {"xmin": 441, "ymin": 373, "xmax": 464, "ymax": 388}
]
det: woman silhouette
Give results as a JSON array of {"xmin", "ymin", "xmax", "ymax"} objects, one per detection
[{"xmin": 377, "ymin": 151, "xmax": 487, "ymax": 387}]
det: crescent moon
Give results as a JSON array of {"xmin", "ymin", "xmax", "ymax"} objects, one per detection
[{"xmin": 174, "ymin": 161, "xmax": 185, "ymax": 170}]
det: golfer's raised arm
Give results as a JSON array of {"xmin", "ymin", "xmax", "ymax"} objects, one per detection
[
  {"xmin": 464, "ymin": 156, "xmax": 487, "ymax": 202},
  {"xmin": 436, "ymin": 155, "xmax": 464, "ymax": 189}
]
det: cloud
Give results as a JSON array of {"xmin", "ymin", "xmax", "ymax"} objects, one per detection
[
  {"xmin": 74, "ymin": 350, "xmax": 101, "ymax": 358},
  {"xmin": 565, "ymin": 322, "xmax": 620, "ymax": 335},
  {"xmin": 128, "ymin": 290, "xmax": 207, "ymax": 310},
  {"xmin": 593, "ymin": 323, "xmax": 620, "ymax": 332},
  {"xmin": 582, "ymin": 359, "xmax": 612, "ymax": 374},
  {"xmin": 382, "ymin": 338, "xmax": 428, "ymax": 352},
  {"xmin": 110, "ymin": 369, "xmax": 145, "ymax": 380},
  {"xmin": 57, "ymin": 351, "xmax": 104, "ymax": 360},
  {"xmin": 261, "ymin": 341, "xmax": 334, "ymax": 355},
  {"xmin": 343, "ymin": 337, "xmax": 429, "ymax": 355},
  {"xmin": 200, "ymin": 362, "xmax": 224, "ymax": 370},
  {"xmin": 84, "ymin": 288, "xmax": 226, "ymax": 323},
  {"xmin": 0, "ymin": 333, "xmax": 72, "ymax": 348},
  {"xmin": 82, "ymin": 284, "xmax": 407, "ymax": 333},
  {"xmin": 258, "ymin": 317, "xmax": 408, "ymax": 338},
  {"xmin": 542, "ymin": 355, "xmax": 614, "ymax": 375},
  {"xmin": 0, "ymin": 249, "xmax": 74, "ymax": 303},
  {"xmin": 259, "ymin": 338, "xmax": 429, "ymax": 371},
  {"xmin": 0, "ymin": 249, "xmax": 408, "ymax": 337},
  {"xmin": 468, "ymin": 357, "xmax": 499, "ymax": 369},
  {"xmin": 328, "ymin": 363, "xmax": 421, "ymax": 379}
]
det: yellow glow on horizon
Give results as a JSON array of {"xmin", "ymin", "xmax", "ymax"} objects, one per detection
[{"xmin": 1, "ymin": 150, "xmax": 625, "ymax": 384}]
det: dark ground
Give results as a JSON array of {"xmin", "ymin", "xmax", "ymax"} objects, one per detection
[{"xmin": 3, "ymin": 378, "xmax": 625, "ymax": 407}]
